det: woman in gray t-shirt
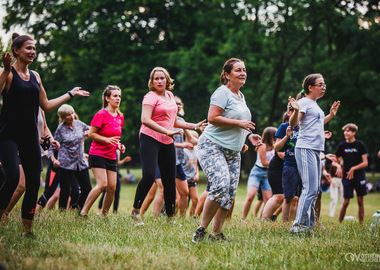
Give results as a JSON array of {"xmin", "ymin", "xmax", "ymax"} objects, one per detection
[{"xmin": 192, "ymin": 58, "xmax": 261, "ymax": 243}]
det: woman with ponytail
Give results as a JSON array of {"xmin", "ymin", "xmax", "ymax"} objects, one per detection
[
  {"xmin": 192, "ymin": 58, "xmax": 261, "ymax": 243},
  {"xmin": 0, "ymin": 33, "xmax": 89, "ymax": 236},
  {"xmin": 79, "ymin": 85, "xmax": 125, "ymax": 217},
  {"xmin": 288, "ymin": 73, "xmax": 340, "ymax": 234}
]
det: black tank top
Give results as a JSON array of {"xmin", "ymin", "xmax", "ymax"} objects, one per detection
[{"xmin": 0, "ymin": 66, "xmax": 40, "ymax": 141}]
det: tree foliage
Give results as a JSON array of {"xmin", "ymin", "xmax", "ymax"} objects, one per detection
[{"xmin": 2, "ymin": 0, "xmax": 380, "ymax": 170}]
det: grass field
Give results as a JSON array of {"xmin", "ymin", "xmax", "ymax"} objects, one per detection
[{"xmin": 0, "ymin": 168, "xmax": 379, "ymax": 269}]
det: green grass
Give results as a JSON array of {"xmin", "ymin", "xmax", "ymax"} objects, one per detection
[{"xmin": 1, "ymin": 168, "xmax": 379, "ymax": 269}]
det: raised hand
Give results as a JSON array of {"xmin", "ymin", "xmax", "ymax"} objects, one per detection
[
  {"xmin": 70, "ymin": 87, "xmax": 90, "ymax": 97},
  {"xmin": 286, "ymin": 126, "xmax": 294, "ymax": 137},
  {"xmin": 2, "ymin": 52, "xmax": 12, "ymax": 72},
  {"xmin": 288, "ymin": 97, "xmax": 299, "ymax": 111},
  {"xmin": 330, "ymin": 101, "xmax": 340, "ymax": 117}
]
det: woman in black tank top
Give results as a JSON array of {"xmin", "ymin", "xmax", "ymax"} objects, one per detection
[{"xmin": 0, "ymin": 33, "xmax": 89, "ymax": 237}]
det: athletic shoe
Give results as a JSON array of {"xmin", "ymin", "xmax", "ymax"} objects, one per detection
[
  {"xmin": 269, "ymin": 215, "xmax": 277, "ymax": 222},
  {"xmin": 21, "ymin": 232, "xmax": 37, "ymax": 240},
  {"xmin": 317, "ymin": 222, "xmax": 326, "ymax": 231},
  {"xmin": 208, "ymin": 232, "xmax": 230, "ymax": 242},
  {"xmin": 192, "ymin": 227, "xmax": 206, "ymax": 243},
  {"xmin": 78, "ymin": 211, "xmax": 88, "ymax": 218},
  {"xmin": 131, "ymin": 213, "xmax": 144, "ymax": 227}
]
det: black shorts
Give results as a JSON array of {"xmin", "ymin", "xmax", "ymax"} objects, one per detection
[
  {"xmin": 176, "ymin": 164, "xmax": 187, "ymax": 181},
  {"xmin": 342, "ymin": 177, "xmax": 367, "ymax": 198},
  {"xmin": 88, "ymin": 155, "xmax": 117, "ymax": 172},
  {"xmin": 188, "ymin": 180, "xmax": 197, "ymax": 188},
  {"xmin": 267, "ymin": 156, "xmax": 284, "ymax": 195}
]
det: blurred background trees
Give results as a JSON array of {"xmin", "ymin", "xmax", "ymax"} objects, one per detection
[{"xmin": 2, "ymin": 0, "xmax": 380, "ymax": 172}]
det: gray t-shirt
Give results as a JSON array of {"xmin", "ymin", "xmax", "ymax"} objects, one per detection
[
  {"xmin": 295, "ymin": 97, "xmax": 325, "ymax": 151},
  {"xmin": 182, "ymin": 148, "xmax": 198, "ymax": 180},
  {"xmin": 203, "ymin": 85, "xmax": 251, "ymax": 151}
]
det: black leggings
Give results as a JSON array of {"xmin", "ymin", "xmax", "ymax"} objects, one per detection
[
  {"xmin": 98, "ymin": 172, "xmax": 121, "ymax": 212},
  {"xmin": 0, "ymin": 139, "xmax": 41, "ymax": 220},
  {"xmin": 37, "ymin": 163, "xmax": 59, "ymax": 207},
  {"xmin": 133, "ymin": 133, "xmax": 176, "ymax": 216},
  {"xmin": 58, "ymin": 167, "xmax": 92, "ymax": 210}
]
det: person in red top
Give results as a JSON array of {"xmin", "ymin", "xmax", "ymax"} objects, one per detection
[
  {"xmin": 79, "ymin": 85, "xmax": 125, "ymax": 217},
  {"xmin": 131, "ymin": 67, "xmax": 206, "ymax": 226}
]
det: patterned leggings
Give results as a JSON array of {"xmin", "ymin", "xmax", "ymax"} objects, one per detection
[{"xmin": 197, "ymin": 136, "xmax": 241, "ymax": 210}]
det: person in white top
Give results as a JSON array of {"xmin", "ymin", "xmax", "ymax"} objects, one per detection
[
  {"xmin": 242, "ymin": 127, "xmax": 277, "ymax": 219},
  {"xmin": 288, "ymin": 73, "xmax": 340, "ymax": 234}
]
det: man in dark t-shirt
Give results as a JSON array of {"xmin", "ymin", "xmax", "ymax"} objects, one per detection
[{"xmin": 335, "ymin": 123, "xmax": 368, "ymax": 223}]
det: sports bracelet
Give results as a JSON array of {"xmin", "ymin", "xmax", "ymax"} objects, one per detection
[
  {"xmin": 67, "ymin": 91, "xmax": 73, "ymax": 99},
  {"xmin": 166, "ymin": 130, "xmax": 171, "ymax": 136}
]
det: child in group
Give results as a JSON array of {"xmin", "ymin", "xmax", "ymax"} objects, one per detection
[
  {"xmin": 182, "ymin": 130, "xmax": 200, "ymax": 217},
  {"xmin": 242, "ymin": 127, "xmax": 277, "ymax": 220},
  {"xmin": 288, "ymin": 73, "xmax": 340, "ymax": 234},
  {"xmin": 335, "ymin": 123, "xmax": 368, "ymax": 223}
]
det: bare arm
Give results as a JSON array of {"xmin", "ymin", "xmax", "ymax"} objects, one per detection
[
  {"xmin": 174, "ymin": 118, "xmax": 207, "ymax": 132},
  {"xmin": 274, "ymin": 126, "xmax": 293, "ymax": 152},
  {"xmin": 324, "ymin": 101, "xmax": 340, "ymax": 124},
  {"xmin": 288, "ymin": 97, "xmax": 303, "ymax": 127},
  {"xmin": 183, "ymin": 129, "xmax": 198, "ymax": 146},
  {"xmin": 35, "ymin": 71, "xmax": 89, "ymax": 112},
  {"xmin": 208, "ymin": 105, "xmax": 255, "ymax": 132},
  {"xmin": 258, "ymin": 145, "xmax": 270, "ymax": 167},
  {"xmin": 0, "ymin": 53, "xmax": 12, "ymax": 94},
  {"xmin": 88, "ymin": 126, "xmax": 120, "ymax": 146}
]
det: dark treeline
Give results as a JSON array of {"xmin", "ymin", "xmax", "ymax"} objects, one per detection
[{"xmin": 2, "ymin": 0, "xmax": 380, "ymax": 173}]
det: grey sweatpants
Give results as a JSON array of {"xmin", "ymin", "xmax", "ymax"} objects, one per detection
[{"xmin": 291, "ymin": 148, "xmax": 321, "ymax": 230}]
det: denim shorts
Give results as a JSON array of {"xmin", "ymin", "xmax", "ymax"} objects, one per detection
[
  {"xmin": 282, "ymin": 165, "xmax": 302, "ymax": 199},
  {"xmin": 247, "ymin": 165, "xmax": 272, "ymax": 191}
]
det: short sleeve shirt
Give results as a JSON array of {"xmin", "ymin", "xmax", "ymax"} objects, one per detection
[
  {"xmin": 276, "ymin": 122, "xmax": 299, "ymax": 166},
  {"xmin": 335, "ymin": 140, "xmax": 367, "ymax": 179},
  {"xmin": 89, "ymin": 109, "xmax": 124, "ymax": 160},
  {"xmin": 295, "ymin": 97, "xmax": 325, "ymax": 151},
  {"xmin": 203, "ymin": 85, "xmax": 252, "ymax": 151},
  {"xmin": 51, "ymin": 120, "xmax": 90, "ymax": 170},
  {"xmin": 139, "ymin": 91, "xmax": 177, "ymax": 145}
]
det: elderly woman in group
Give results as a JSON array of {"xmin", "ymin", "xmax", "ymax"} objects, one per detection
[
  {"xmin": 49, "ymin": 104, "xmax": 92, "ymax": 210},
  {"xmin": 192, "ymin": 58, "xmax": 261, "ymax": 243}
]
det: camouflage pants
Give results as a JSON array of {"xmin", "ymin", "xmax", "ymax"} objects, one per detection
[{"xmin": 197, "ymin": 136, "xmax": 241, "ymax": 210}]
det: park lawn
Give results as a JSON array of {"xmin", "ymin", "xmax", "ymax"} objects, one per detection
[{"xmin": 0, "ymin": 168, "xmax": 379, "ymax": 270}]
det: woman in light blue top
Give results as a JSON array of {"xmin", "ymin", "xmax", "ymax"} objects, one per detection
[
  {"xmin": 288, "ymin": 73, "xmax": 340, "ymax": 234},
  {"xmin": 192, "ymin": 58, "xmax": 261, "ymax": 243}
]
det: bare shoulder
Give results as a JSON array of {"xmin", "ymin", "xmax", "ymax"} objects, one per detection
[{"xmin": 31, "ymin": 70, "xmax": 41, "ymax": 84}]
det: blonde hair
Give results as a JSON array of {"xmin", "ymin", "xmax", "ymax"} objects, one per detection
[
  {"xmin": 57, "ymin": 104, "xmax": 74, "ymax": 121},
  {"xmin": 148, "ymin": 67, "xmax": 174, "ymax": 91}
]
